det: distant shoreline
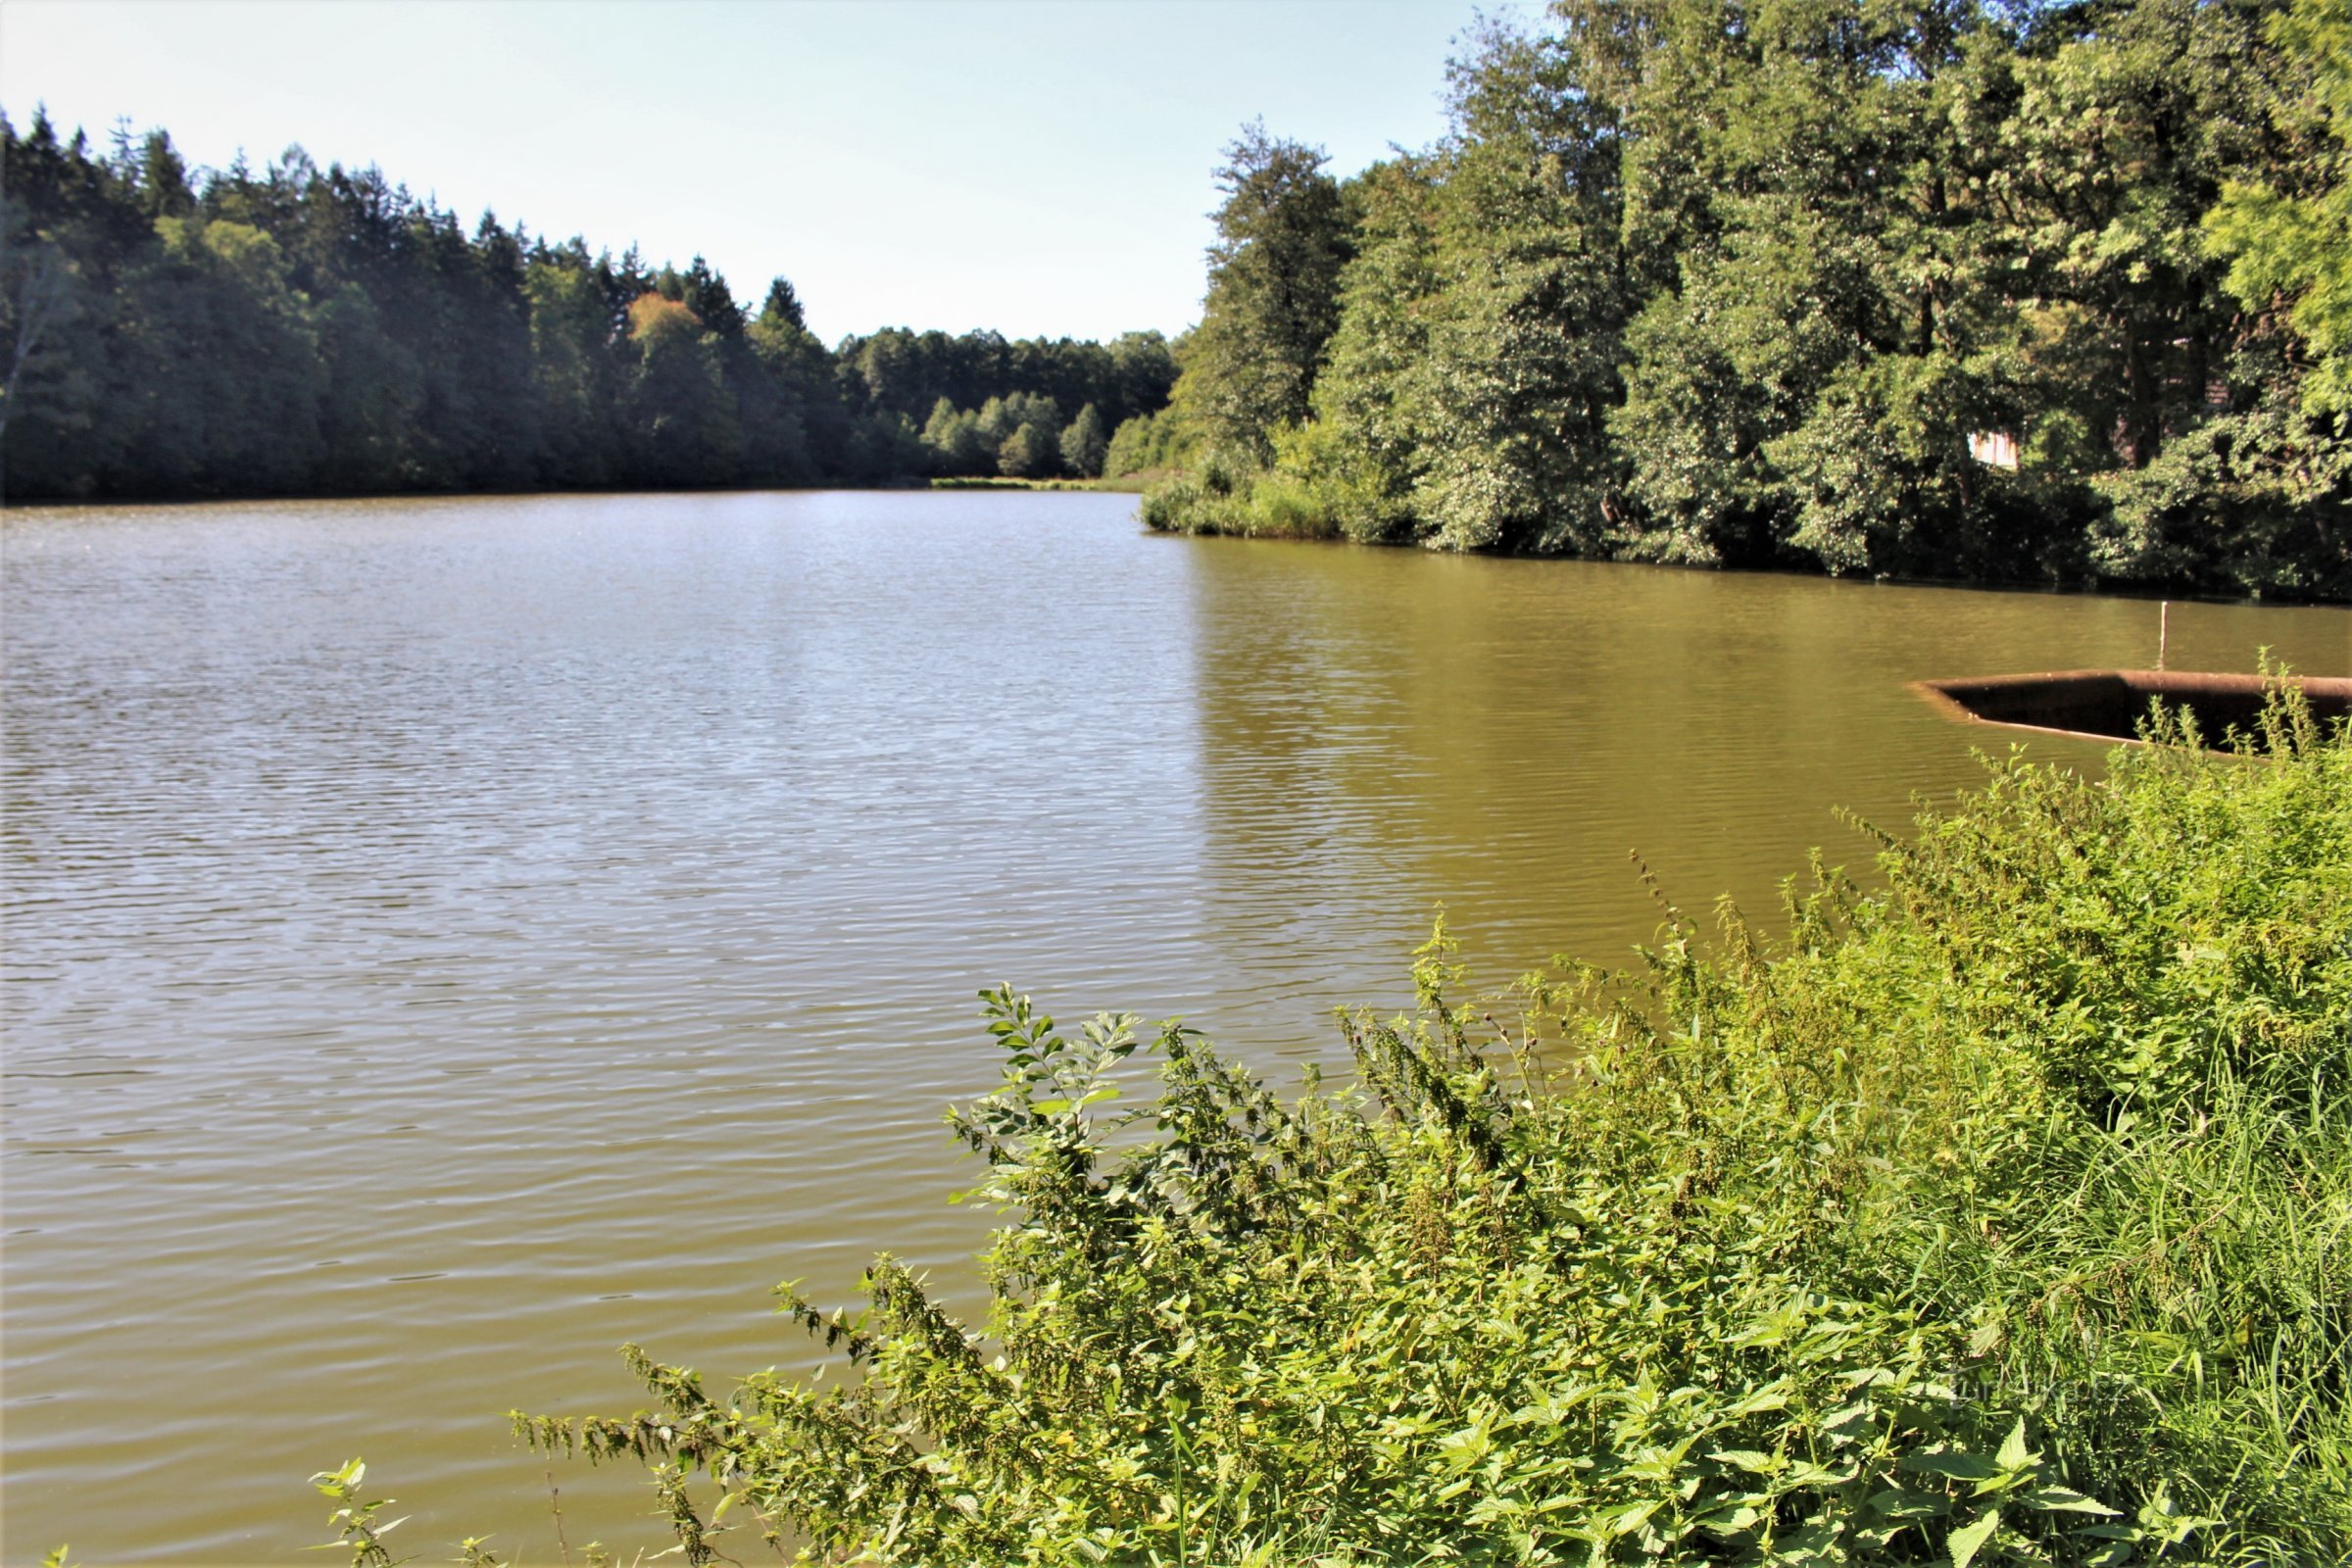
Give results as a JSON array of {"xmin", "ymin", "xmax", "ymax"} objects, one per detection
[
  {"xmin": 928, "ymin": 472, "xmax": 1161, "ymax": 494},
  {"xmin": 0, "ymin": 477, "xmax": 1153, "ymax": 512}
]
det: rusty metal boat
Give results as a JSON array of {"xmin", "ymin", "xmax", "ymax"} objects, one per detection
[{"xmin": 1912, "ymin": 668, "xmax": 2352, "ymax": 750}]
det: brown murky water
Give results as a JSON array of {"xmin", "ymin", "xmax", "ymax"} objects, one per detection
[{"xmin": 4, "ymin": 490, "xmax": 2344, "ymax": 1564}]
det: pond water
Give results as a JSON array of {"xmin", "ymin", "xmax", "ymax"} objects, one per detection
[{"xmin": 4, "ymin": 490, "xmax": 2345, "ymax": 1564}]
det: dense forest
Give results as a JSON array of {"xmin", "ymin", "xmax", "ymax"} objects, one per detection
[
  {"xmin": 1145, "ymin": 0, "xmax": 2352, "ymax": 602},
  {"xmin": 9, "ymin": 0, "xmax": 2349, "ymax": 601},
  {"xmin": 0, "ymin": 111, "xmax": 1177, "ymax": 499}
]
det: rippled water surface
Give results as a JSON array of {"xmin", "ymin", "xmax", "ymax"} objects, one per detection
[{"xmin": 5, "ymin": 491, "xmax": 2346, "ymax": 1563}]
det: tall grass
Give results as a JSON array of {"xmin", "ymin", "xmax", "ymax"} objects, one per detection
[{"xmin": 463, "ymin": 690, "xmax": 2350, "ymax": 1566}]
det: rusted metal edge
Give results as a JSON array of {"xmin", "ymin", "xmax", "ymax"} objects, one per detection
[{"xmin": 1908, "ymin": 668, "xmax": 2352, "ymax": 752}]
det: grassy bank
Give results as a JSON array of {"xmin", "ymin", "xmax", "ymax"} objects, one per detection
[
  {"xmin": 930, "ymin": 474, "xmax": 1158, "ymax": 495},
  {"xmin": 1139, "ymin": 458, "xmax": 1351, "ymax": 542},
  {"xmin": 348, "ymin": 691, "xmax": 2348, "ymax": 1566}
]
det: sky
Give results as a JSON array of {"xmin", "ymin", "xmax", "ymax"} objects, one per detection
[{"xmin": 0, "ymin": 0, "xmax": 1540, "ymax": 344}]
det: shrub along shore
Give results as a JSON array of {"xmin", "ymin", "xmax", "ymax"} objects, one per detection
[{"xmin": 315, "ymin": 688, "xmax": 2350, "ymax": 1566}]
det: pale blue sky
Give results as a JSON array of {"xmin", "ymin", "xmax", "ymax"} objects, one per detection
[{"xmin": 1, "ymin": 0, "xmax": 1536, "ymax": 343}]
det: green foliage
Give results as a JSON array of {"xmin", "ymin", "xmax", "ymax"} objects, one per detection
[
  {"xmin": 125, "ymin": 213, "xmax": 327, "ymax": 492},
  {"xmin": 0, "ymin": 109, "xmax": 1177, "ymax": 500},
  {"xmin": 923, "ymin": 396, "xmax": 994, "ymax": 475},
  {"xmin": 2085, "ymin": 336, "xmax": 2352, "ymax": 600},
  {"xmin": 837, "ymin": 326, "xmax": 1177, "ymax": 439},
  {"xmin": 910, "ymin": 390, "xmax": 1089, "ymax": 481},
  {"xmin": 626, "ymin": 291, "xmax": 738, "ymax": 487},
  {"xmin": 1145, "ymin": 0, "xmax": 2352, "ymax": 600},
  {"xmin": 998, "ymin": 420, "xmax": 1054, "ymax": 480},
  {"xmin": 1, "ymin": 189, "xmax": 99, "ymax": 478},
  {"xmin": 310, "ymin": 1458, "xmax": 412, "ymax": 1568},
  {"xmin": 2207, "ymin": 0, "xmax": 2352, "ymax": 423},
  {"xmin": 1104, "ymin": 407, "xmax": 1195, "ymax": 477},
  {"xmin": 1168, "ymin": 122, "xmax": 1352, "ymax": 464},
  {"xmin": 1061, "ymin": 402, "xmax": 1109, "ymax": 478},
  {"xmin": 1301, "ymin": 24, "xmax": 1638, "ymax": 559},
  {"xmin": 500, "ymin": 689, "xmax": 2352, "ymax": 1563}
]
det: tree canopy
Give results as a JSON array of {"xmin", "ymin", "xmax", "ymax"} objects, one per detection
[
  {"xmin": 1147, "ymin": 0, "xmax": 2352, "ymax": 602},
  {"xmin": 0, "ymin": 110, "xmax": 1176, "ymax": 500},
  {"xmin": 1169, "ymin": 122, "xmax": 1353, "ymax": 464},
  {"xmin": 2207, "ymin": 0, "xmax": 2352, "ymax": 422}
]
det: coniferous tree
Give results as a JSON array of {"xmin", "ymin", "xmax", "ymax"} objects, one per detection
[
  {"xmin": 760, "ymin": 275, "xmax": 808, "ymax": 331},
  {"xmin": 0, "ymin": 108, "xmax": 1181, "ymax": 501}
]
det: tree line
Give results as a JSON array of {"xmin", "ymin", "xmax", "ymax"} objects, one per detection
[
  {"xmin": 0, "ymin": 110, "xmax": 1177, "ymax": 499},
  {"xmin": 1146, "ymin": 0, "xmax": 2352, "ymax": 602}
]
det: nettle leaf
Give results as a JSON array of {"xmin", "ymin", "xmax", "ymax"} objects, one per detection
[
  {"xmin": 1694, "ymin": 1499, "xmax": 1765, "ymax": 1537},
  {"xmin": 1606, "ymin": 1498, "xmax": 1662, "ymax": 1538},
  {"xmin": 1435, "ymin": 1420, "xmax": 1494, "ymax": 1473},
  {"xmin": 1818, "ymin": 1399, "xmax": 1876, "ymax": 1440},
  {"xmin": 1611, "ymin": 1435, "xmax": 1697, "ymax": 1484},
  {"xmin": 1904, "ymin": 1450, "xmax": 2003, "ymax": 1485},
  {"xmin": 1726, "ymin": 1383, "xmax": 1792, "ymax": 1417},
  {"xmin": 1863, "ymin": 1484, "xmax": 1947, "ymax": 1521},
  {"xmin": 1779, "ymin": 1459, "xmax": 1857, "ymax": 1490},
  {"xmin": 1994, "ymin": 1419, "xmax": 2034, "ymax": 1474},
  {"xmin": 2020, "ymin": 1485, "xmax": 2117, "ymax": 1516},
  {"xmin": 1947, "ymin": 1507, "xmax": 2002, "ymax": 1568}
]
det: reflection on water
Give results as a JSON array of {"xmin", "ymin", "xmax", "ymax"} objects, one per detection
[
  {"xmin": 4, "ymin": 491, "xmax": 2344, "ymax": 1563},
  {"xmin": 1184, "ymin": 538, "xmax": 2341, "ymax": 988}
]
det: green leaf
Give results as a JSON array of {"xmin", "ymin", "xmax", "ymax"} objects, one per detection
[
  {"xmin": 1818, "ymin": 1398, "xmax": 1875, "ymax": 1437},
  {"xmin": 1727, "ymin": 1384, "xmax": 1791, "ymax": 1416},
  {"xmin": 2020, "ymin": 1485, "xmax": 2117, "ymax": 1516},
  {"xmin": 1780, "ymin": 1460, "xmax": 1858, "ymax": 1489},
  {"xmin": 1948, "ymin": 1507, "xmax": 2001, "ymax": 1568},
  {"xmin": 1695, "ymin": 1502, "xmax": 1764, "ymax": 1536},
  {"xmin": 1995, "ymin": 1419, "xmax": 2032, "ymax": 1473},
  {"xmin": 1904, "ymin": 1452, "xmax": 2003, "ymax": 1484},
  {"xmin": 1607, "ymin": 1498, "xmax": 1661, "ymax": 1538},
  {"xmin": 1708, "ymin": 1448, "xmax": 1780, "ymax": 1474}
]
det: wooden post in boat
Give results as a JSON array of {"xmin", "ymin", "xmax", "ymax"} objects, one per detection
[{"xmin": 2158, "ymin": 601, "xmax": 2170, "ymax": 671}]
